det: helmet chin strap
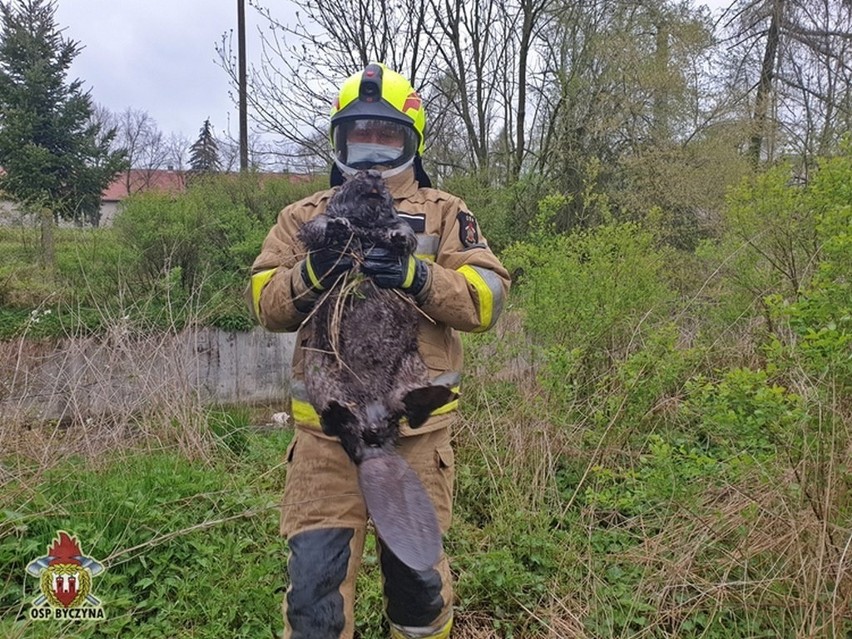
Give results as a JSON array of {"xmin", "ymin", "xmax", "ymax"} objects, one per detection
[{"xmin": 335, "ymin": 156, "xmax": 415, "ymax": 180}]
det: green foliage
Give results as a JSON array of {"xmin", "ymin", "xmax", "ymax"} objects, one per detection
[
  {"xmin": 0, "ymin": 172, "xmax": 326, "ymax": 339},
  {"xmin": 0, "ymin": 0, "xmax": 126, "ymax": 225},
  {"xmin": 206, "ymin": 406, "xmax": 252, "ymax": 456},
  {"xmin": 505, "ymin": 221, "xmax": 673, "ymax": 391},
  {"xmin": 685, "ymin": 155, "xmax": 851, "ymax": 374},
  {"xmin": 114, "ymin": 189, "xmax": 250, "ymax": 287},
  {"xmin": 681, "ymin": 367, "xmax": 806, "ymax": 461},
  {"xmin": 442, "ymin": 171, "xmax": 556, "ymax": 253},
  {"xmin": 451, "ymin": 507, "xmax": 565, "ymax": 636},
  {"xmin": 445, "ymin": 151, "xmax": 850, "ymax": 637},
  {"xmin": 722, "ymin": 163, "xmax": 819, "ymax": 299},
  {"xmin": 0, "ymin": 424, "xmax": 292, "ymax": 639},
  {"xmin": 0, "ymin": 306, "xmax": 100, "ymax": 340},
  {"xmin": 763, "ymin": 152, "xmax": 852, "ymax": 380},
  {"xmin": 574, "ymin": 369, "xmax": 807, "ymax": 562},
  {"xmin": 109, "ymin": 183, "xmax": 263, "ymax": 329},
  {"xmin": 208, "ymin": 172, "xmax": 327, "ymax": 226},
  {"xmin": 617, "ymin": 128, "xmax": 752, "ymax": 250},
  {"xmin": 353, "ymin": 533, "xmax": 387, "ymax": 636}
]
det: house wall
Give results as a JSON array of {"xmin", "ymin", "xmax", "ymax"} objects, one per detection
[
  {"xmin": 0, "ymin": 199, "xmax": 26, "ymax": 225},
  {"xmin": 99, "ymin": 201, "xmax": 121, "ymax": 226}
]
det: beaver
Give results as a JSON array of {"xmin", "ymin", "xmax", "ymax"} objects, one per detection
[{"xmin": 297, "ymin": 170, "xmax": 455, "ymax": 571}]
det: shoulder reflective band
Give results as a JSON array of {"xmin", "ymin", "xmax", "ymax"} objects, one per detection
[
  {"xmin": 250, "ymin": 268, "xmax": 278, "ymax": 321},
  {"xmin": 456, "ymin": 265, "xmax": 504, "ymax": 333},
  {"xmin": 290, "ymin": 387, "xmax": 460, "ymax": 429}
]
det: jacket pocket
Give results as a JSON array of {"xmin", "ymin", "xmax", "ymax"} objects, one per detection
[
  {"xmin": 432, "ymin": 444, "xmax": 455, "ymax": 531},
  {"xmin": 436, "ymin": 444, "xmax": 454, "ymax": 471},
  {"xmin": 417, "ymin": 321, "xmax": 451, "ymax": 374},
  {"xmin": 285, "ymin": 436, "xmax": 298, "ymax": 464}
]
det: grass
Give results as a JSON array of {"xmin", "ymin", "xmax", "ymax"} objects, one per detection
[
  {"xmin": 0, "ymin": 411, "xmax": 291, "ymax": 639},
  {"xmin": 0, "ymin": 321, "xmax": 849, "ymax": 638}
]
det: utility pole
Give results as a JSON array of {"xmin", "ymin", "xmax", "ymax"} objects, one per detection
[{"xmin": 238, "ymin": 0, "xmax": 248, "ymax": 172}]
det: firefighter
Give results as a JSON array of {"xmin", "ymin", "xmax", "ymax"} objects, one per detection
[{"xmin": 248, "ymin": 62, "xmax": 510, "ymax": 639}]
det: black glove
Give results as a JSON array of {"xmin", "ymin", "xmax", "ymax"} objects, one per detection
[
  {"xmin": 361, "ymin": 247, "xmax": 429, "ymax": 295},
  {"xmin": 301, "ymin": 246, "xmax": 354, "ymax": 291}
]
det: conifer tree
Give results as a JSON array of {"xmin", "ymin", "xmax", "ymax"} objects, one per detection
[
  {"xmin": 0, "ymin": 0, "xmax": 126, "ymax": 228},
  {"xmin": 188, "ymin": 118, "xmax": 220, "ymax": 173}
]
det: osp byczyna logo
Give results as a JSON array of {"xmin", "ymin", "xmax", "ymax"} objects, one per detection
[{"xmin": 26, "ymin": 531, "xmax": 106, "ymax": 621}]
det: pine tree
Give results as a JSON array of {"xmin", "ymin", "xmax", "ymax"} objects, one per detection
[
  {"xmin": 0, "ymin": 0, "xmax": 126, "ymax": 227},
  {"xmin": 188, "ymin": 118, "xmax": 220, "ymax": 173}
]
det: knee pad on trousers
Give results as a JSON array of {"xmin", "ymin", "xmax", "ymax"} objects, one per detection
[
  {"xmin": 286, "ymin": 527, "xmax": 353, "ymax": 639},
  {"xmin": 380, "ymin": 541, "xmax": 445, "ymax": 627}
]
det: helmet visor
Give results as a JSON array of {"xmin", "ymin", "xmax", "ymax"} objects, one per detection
[{"xmin": 333, "ymin": 119, "xmax": 418, "ymax": 172}]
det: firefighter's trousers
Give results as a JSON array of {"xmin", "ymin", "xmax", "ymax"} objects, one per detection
[{"xmin": 280, "ymin": 426, "xmax": 455, "ymax": 639}]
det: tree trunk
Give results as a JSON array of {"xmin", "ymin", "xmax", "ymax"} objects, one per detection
[
  {"xmin": 512, "ymin": 5, "xmax": 532, "ymax": 182},
  {"xmin": 40, "ymin": 207, "xmax": 55, "ymax": 269},
  {"xmin": 749, "ymin": 0, "xmax": 784, "ymax": 167},
  {"xmin": 652, "ymin": 18, "xmax": 670, "ymax": 144}
]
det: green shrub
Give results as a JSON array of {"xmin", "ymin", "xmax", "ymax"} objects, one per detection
[
  {"xmin": 442, "ymin": 171, "xmax": 556, "ymax": 252},
  {"xmin": 505, "ymin": 221, "xmax": 673, "ymax": 394},
  {"xmin": 723, "ymin": 163, "xmax": 818, "ymax": 299},
  {"xmin": 680, "ymin": 367, "xmax": 806, "ymax": 463},
  {"xmin": 765, "ymin": 153, "xmax": 852, "ymax": 380},
  {"xmin": 190, "ymin": 172, "xmax": 327, "ymax": 226}
]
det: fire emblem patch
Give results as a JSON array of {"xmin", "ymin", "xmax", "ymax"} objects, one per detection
[
  {"xmin": 457, "ymin": 211, "xmax": 481, "ymax": 248},
  {"xmin": 26, "ymin": 531, "xmax": 106, "ymax": 621}
]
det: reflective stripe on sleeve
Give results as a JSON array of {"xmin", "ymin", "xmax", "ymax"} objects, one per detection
[
  {"xmin": 250, "ymin": 268, "xmax": 278, "ymax": 321},
  {"xmin": 456, "ymin": 264, "xmax": 504, "ymax": 332},
  {"xmin": 428, "ymin": 394, "xmax": 459, "ymax": 417},
  {"xmin": 402, "ymin": 256, "xmax": 417, "ymax": 289},
  {"xmin": 303, "ymin": 256, "xmax": 324, "ymax": 290},
  {"xmin": 415, "ymin": 235, "xmax": 439, "ymax": 262},
  {"xmin": 290, "ymin": 381, "xmax": 321, "ymax": 427}
]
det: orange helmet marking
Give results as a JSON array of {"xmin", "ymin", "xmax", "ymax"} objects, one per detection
[{"xmin": 402, "ymin": 91, "xmax": 421, "ymax": 114}]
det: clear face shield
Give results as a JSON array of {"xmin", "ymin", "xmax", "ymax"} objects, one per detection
[{"xmin": 333, "ymin": 119, "xmax": 418, "ymax": 177}]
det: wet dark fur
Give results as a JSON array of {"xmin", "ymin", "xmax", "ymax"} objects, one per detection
[{"xmin": 296, "ymin": 171, "xmax": 454, "ymax": 570}]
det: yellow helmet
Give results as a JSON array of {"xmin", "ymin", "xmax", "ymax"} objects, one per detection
[{"xmin": 330, "ymin": 63, "xmax": 426, "ymax": 177}]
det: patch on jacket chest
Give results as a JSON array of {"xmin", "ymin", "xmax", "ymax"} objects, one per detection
[{"xmin": 397, "ymin": 212, "xmax": 426, "ymax": 233}]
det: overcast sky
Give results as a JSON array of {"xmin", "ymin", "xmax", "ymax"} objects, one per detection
[
  {"xmin": 55, "ymin": 0, "xmax": 293, "ymax": 143},
  {"xmin": 53, "ymin": 0, "xmax": 731, "ymax": 147}
]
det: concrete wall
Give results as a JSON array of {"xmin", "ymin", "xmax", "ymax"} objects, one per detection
[
  {"xmin": 1, "ymin": 198, "xmax": 120, "ymax": 228},
  {"xmin": 0, "ymin": 327, "xmax": 296, "ymax": 422}
]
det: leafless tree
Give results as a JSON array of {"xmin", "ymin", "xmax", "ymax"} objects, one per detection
[
  {"xmin": 720, "ymin": 0, "xmax": 852, "ymax": 168},
  {"xmin": 217, "ymin": 0, "xmax": 559, "ymax": 183},
  {"xmin": 216, "ymin": 0, "xmax": 439, "ymax": 165},
  {"xmin": 163, "ymin": 132, "xmax": 191, "ymax": 173},
  {"xmin": 110, "ymin": 108, "xmax": 171, "ymax": 193}
]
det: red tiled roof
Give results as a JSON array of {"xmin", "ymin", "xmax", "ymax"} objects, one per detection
[{"xmin": 101, "ymin": 170, "xmax": 186, "ymax": 201}]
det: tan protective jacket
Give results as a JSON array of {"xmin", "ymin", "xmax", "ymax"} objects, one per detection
[{"xmin": 248, "ymin": 169, "xmax": 510, "ymax": 436}]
